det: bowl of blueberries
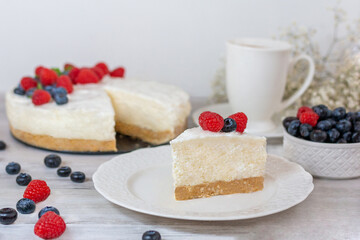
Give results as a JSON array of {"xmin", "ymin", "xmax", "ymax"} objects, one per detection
[{"xmin": 282, "ymin": 104, "xmax": 360, "ymax": 179}]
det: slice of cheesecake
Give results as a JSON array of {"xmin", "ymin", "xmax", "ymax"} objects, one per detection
[{"xmin": 171, "ymin": 127, "xmax": 267, "ymax": 200}]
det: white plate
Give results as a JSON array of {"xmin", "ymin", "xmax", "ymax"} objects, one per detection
[
  {"xmin": 93, "ymin": 146, "xmax": 313, "ymax": 221},
  {"xmin": 192, "ymin": 103, "xmax": 283, "ymax": 138}
]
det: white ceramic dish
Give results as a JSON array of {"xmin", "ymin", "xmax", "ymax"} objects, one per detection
[
  {"xmin": 283, "ymin": 130, "xmax": 360, "ymax": 179},
  {"xmin": 192, "ymin": 103, "xmax": 283, "ymax": 138},
  {"xmin": 93, "ymin": 146, "xmax": 313, "ymax": 221}
]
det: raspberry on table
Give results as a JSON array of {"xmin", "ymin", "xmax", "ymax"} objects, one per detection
[
  {"xmin": 34, "ymin": 211, "xmax": 66, "ymax": 239},
  {"xmin": 299, "ymin": 111, "xmax": 319, "ymax": 127},
  {"xmin": 20, "ymin": 77, "xmax": 37, "ymax": 90},
  {"xmin": 56, "ymin": 75, "xmax": 73, "ymax": 94},
  {"xmin": 32, "ymin": 90, "xmax": 51, "ymax": 106},
  {"xmin": 95, "ymin": 62, "xmax": 109, "ymax": 74},
  {"xmin": 39, "ymin": 68, "xmax": 58, "ymax": 86},
  {"xmin": 228, "ymin": 112, "xmax": 248, "ymax": 133},
  {"xmin": 75, "ymin": 68, "xmax": 100, "ymax": 84},
  {"xmin": 199, "ymin": 111, "xmax": 224, "ymax": 132},
  {"xmin": 23, "ymin": 180, "xmax": 51, "ymax": 203},
  {"xmin": 110, "ymin": 67, "xmax": 125, "ymax": 78},
  {"xmin": 297, "ymin": 106, "xmax": 313, "ymax": 119}
]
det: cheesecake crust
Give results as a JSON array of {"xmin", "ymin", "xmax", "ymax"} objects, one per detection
[
  {"xmin": 10, "ymin": 126, "xmax": 117, "ymax": 152},
  {"xmin": 115, "ymin": 120, "xmax": 187, "ymax": 145},
  {"xmin": 174, "ymin": 176, "xmax": 264, "ymax": 200}
]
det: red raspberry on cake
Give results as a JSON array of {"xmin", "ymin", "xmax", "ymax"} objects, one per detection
[
  {"xmin": 64, "ymin": 63, "xmax": 75, "ymax": 71},
  {"xmin": 75, "ymin": 68, "xmax": 100, "ymax": 84},
  {"xmin": 199, "ymin": 111, "xmax": 224, "ymax": 132},
  {"xmin": 91, "ymin": 67, "xmax": 106, "ymax": 80},
  {"xmin": 23, "ymin": 180, "xmax": 51, "ymax": 203},
  {"xmin": 34, "ymin": 211, "xmax": 66, "ymax": 239},
  {"xmin": 110, "ymin": 67, "xmax": 125, "ymax": 78},
  {"xmin": 32, "ymin": 90, "xmax": 51, "ymax": 106},
  {"xmin": 39, "ymin": 68, "xmax": 58, "ymax": 86},
  {"xmin": 68, "ymin": 67, "xmax": 80, "ymax": 84},
  {"xmin": 228, "ymin": 112, "xmax": 248, "ymax": 133},
  {"xmin": 299, "ymin": 111, "xmax": 319, "ymax": 127},
  {"xmin": 95, "ymin": 62, "xmax": 109, "ymax": 74},
  {"xmin": 297, "ymin": 106, "xmax": 313, "ymax": 119},
  {"xmin": 56, "ymin": 75, "xmax": 73, "ymax": 93},
  {"xmin": 35, "ymin": 66, "xmax": 45, "ymax": 77},
  {"xmin": 20, "ymin": 77, "xmax": 37, "ymax": 90}
]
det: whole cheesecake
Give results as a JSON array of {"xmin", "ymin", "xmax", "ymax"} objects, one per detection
[
  {"xmin": 6, "ymin": 65, "xmax": 191, "ymax": 152},
  {"xmin": 171, "ymin": 112, "xmax": 267, "ymax": 200}
]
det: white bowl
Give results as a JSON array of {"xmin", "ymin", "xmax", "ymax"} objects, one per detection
[{"xmin": 283, "ymin": 130, "xmax": 360, "ymax": 179}]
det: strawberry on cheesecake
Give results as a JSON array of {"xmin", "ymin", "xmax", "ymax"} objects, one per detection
[{"xmin": 171, "ymin": 112, "xmax": 267, "ymax": 200}]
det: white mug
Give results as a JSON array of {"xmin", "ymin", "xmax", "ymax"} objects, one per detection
[{"xmin": 226, "ymin": 38, "xmax": 315, "ymax": 133}]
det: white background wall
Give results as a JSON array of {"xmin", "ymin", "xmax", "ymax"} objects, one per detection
[{"xmin": 0, "ymin": 0, "xmax": 359, "ymax": 97}]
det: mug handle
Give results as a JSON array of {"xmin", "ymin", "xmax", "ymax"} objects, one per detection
[{"xmin": 277, "ymin": 54, "xmax": 315, "ymax": 111}]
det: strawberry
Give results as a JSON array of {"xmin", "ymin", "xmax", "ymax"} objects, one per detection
[
  {"xmin": 110, "ymin": 67, "xmax": 125, "ymax": 78},
  {"xmin": 34, "ymin": 211, "xmax": 66, "ymax": 239},
  {"xmin": 56, "ymin": 75, "xmax": 73, "ymax": 93},
  {"xmin": 23, "ymin": 180, "xmax": 51, "ymax": 203},
  {"xmin": 75, "ymin": 68, "xmax": 100, "ymax": 84},
  {"xmin": 39, "ymin": 68, "xmax": 58, "ymax": 86}
]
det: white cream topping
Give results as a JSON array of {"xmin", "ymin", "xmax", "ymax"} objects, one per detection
[{"xmin": 171, "ymin": 127, "xmax": 267, "ymax": 187}]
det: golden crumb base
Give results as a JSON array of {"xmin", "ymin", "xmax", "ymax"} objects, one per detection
[
  {"xmin": 115, "ymin": 120, "xmax": 187, "ymax": 145},
  {"xmin": 10, "ymin": 126, "xmax": 117, "ymax": 152},
  {"xmin": 174, "ymin": 176, "xmax": 264, "ymax": 200}
]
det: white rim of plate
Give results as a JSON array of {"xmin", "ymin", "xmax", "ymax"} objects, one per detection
[{"xmin": 93, "ymin": 146, "xmax": 314, "ymax": 221}]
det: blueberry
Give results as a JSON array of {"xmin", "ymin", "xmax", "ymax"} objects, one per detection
[
  {"xmin": 337, "ymin": 138, "xmax": 347, "ymax": 144},
  {"xmin": 352, "ymin": 132, "xmax": 360, "ymax": 143},
  {"xmin": 54, "ymin": 87, "xmax": 68, "ymax": 95},
  {"xmin": 25, "ymin": 87, "xmax": 37, "ymax": 98},
  {"xmin": 142, "ymin": 230, "xmax": 161, "ymax": 240},
  {"xmin": 16, "ymin": 198, "xmax": 36, "ymax": 214},
  {"xmin": 57, "ymin": 166, "xmax": 72, "ymax": 177},
  {"xmin": 0, "ymin": 140, "xmax": 6, "ymax": 150},
  {"xmin": 16, "ymin": 173, "xmax": 32, "ymax": 186},
  {"xmin": 316, "ymin": 120, "xmax": 332, "ymax": 131},
  {"xmin": 14, "ymin": 87, "xmax": 25, "ymax": 95},
  {"xmin": 342, "ymin": 132, "xmax": 352, "ymax": 142},
  {"xmin": 70, "ymin": 171, "xmax": 86, "ymax": 183},
  {"xmin": 354, "ymin": 121, "xmax": 360, "ymax": 132},
  {"xmin": 54, "ymin": 93, "xmax": 68, "ymax": 105},
  {"xmin": 287, "ymin": 120, "xmax": 301, "ymax": 136},
  {"xmin": 336, "ymin": 119, "xmax": 352, "ymax": 133},
  {"xmin": 44, "ymin": 154, "xmax": 62, "ymax": 168},
  {"xmin": 312, "ymin": 105, "xmax": 328, "ymax": 120},
  {"xmin": 221, "ymin": 118, "xmax": 237, "ymax": 132},
  {"xmin": 38, "ymin": 206, "xmax": 60, "ymax": 219},
  {"xmin": 0, "ymin": 208, "xmax": 17, "ymax": 225},
  {"xmin": 310, "ymin": 130, "xmax": 327, "ymax": 142},
  {"xmin": 5, "ymin": 162, "xmax": 21, "ymax": 175},
  {"xmin": 354, "ymin": 112, "xmax": 360, "ymax": 121},
  {"xmin": 326, "ymin": 109, "xmax": 333, "ymax": 118},
  {"xmin": 327, "ymin": 118, "xmax": 337, "ymax": 128},
  {"xmin": 345, "ymin": 112, "xmax": 356, "ymax": 123},
  {"xmin": 282, "ymin": 116, "xmax": 297, "ymax": 129},
  {"xmin": 332, "ymin": 107, "xmax": 346, "ymax": 120},
  {"xmin": 44, "ymin": 85, "xmax": 55, "ymax": 95},
  {"xmin": 327, "ymin": 128, "xmax": 340, "ymax": 143},
  {"xmin": 299, "ymin": 124, "xmax": 313, "ymax": 139}
]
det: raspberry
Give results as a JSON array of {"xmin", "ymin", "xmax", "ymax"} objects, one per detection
[
  {"xmin": 95, "ymin": 62, "xmax": 109, "ymax": 74},
  {"xmin": 68, "ymin": 67, "xmax": 80, "ymax": 84},
  {"xmin": 34, "ymin": 211, "xmax": 66, "ymax": 239},
  {"xmin": 228, "ymin": 112, "xmax": 248, "ymax": 133},
  {"xmin": 32, "ymin": 90, "xmax": 51, "ymax": 106},
  {"xmin": 199, "ymin": 111, "xmax": 224, "ymax": 132},
  {"xmin": 35, "ymin": 66, "xmax": 45, "ymax": 77},
  {"xmin": 64, "ymin": 63, "xmax": 75, "ymax": 71},
  {"xmin": 297, "ymin": 106, "xmax": 313, "ymax": 119},
  {"xmin": 299, "ymin": 111, "xmax": 319, "ymax": 127},
  {"xmin": 110, "ymin": 67, "xmax": 125, "ymax": 78},
  {"xmin": 56, "ymin": 75, "xmax": 73, "ymax": 93},
  {"xmin": 23, "ymin": 180, "xmax": 51, "ymax": 203},
  {"xmin": 39, "ymin": 68, "xmax": 58, "ymax": 86},
  {"xmin": 91, "ymin": 67, "xmax": 105, "ymax": 80},
  {"xmin": 75, "ymin": 68, "xmax": 100, "ymax": 84},
  {"xmin": 20, "ymin": 77, "xmax": 37, "ymax": 90}
]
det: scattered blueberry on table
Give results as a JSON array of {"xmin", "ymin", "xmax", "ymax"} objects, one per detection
[
  {"xmin": 16, "ymin": 173, "xmax": 32, "ymax": 186},
  {"xmin": 38, "ymin": 206, "xmax": 60, "ymax": 218},
  {"xmin": 16, "ymin": 198, "xmax": 36, "ymax": 214},
  {"xmin": 283, "ymin": 104, "xmax": 360, "ymax": 143},
  {"xmin": 70, "ymin": 171, "xmax": 86, "ymax": 183},
  {"xmin": 57, "ymin": 166, "xmax": 72, "ymax": 177},
  {"xmin": 142, "ymin": 230, "xmax": 161, "ymax": 240},
  {"xmin": 0, "ymin": 140, "xmax": 6, "ymax": 150},
  {"xmin": 6, "ymin": 162, "xmax": 21, "ymax": 175},
  {"xmin": 44, "ymin": 154, "xmax": 62, "ymax": 168},
  {"xmin": 0, "ymin": 208, "xmax": 18, "ymax": 225}
]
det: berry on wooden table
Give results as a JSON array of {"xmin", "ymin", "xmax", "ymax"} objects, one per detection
[
  {"xmin": 16, "ymin": 198, "xmax": 36, "ymax": 214},
  {"xmin": 38, "ymin": 206, "xmax": 60, "ymax": 219},
  {"xmin": 34, "ymin": 211, "xmax": 66, "ymax": 239},
  {"xmin": 70, "ymin": 171, "xmax": 86, "ymax": 183},
  {"xmin": 16, "ymin": 173, "xmax": 32, "ymax": 186},
  {"xmin": 57, "ymin": 166, "xmax": 72, "ymax": 177},
  {"xmin": 5, "ymin": 162, "xmax": 21, "ymax": 175},
  {"xmin": 142, "ymin": 230, "xmax": 161, "ymax": 240},
  {"xmin": 44, "ymin": 154, "xmax": 62, "ymax": 168},
  {"xmin": 0, "ymin": 208, "xmax": 17, "ymax": 225},
  {"xmin": 23, "ymin": 180, "xmax": 51, "ymax": 203},
  {"xmin": 0, "ymin": 140, "xmax": 6, "ymax": 150},
  {"xmin": 198, "ymin": 111, "xmax": 224, "ymax": 132}
]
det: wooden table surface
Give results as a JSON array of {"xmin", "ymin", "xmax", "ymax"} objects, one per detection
[{"xmin": 0, "ymin": 95, "xmax": 359, "ymax": 240}]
